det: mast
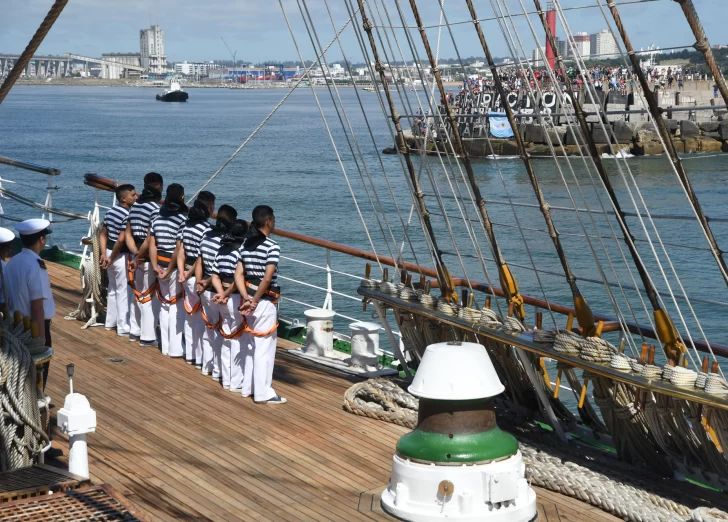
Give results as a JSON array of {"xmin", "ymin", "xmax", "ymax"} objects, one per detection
[
  {"xmin": 532, "ymin": 0, "xmax": 686, "ymax": 354},
  {"xmin": 354, "ymin": 0, "xmax": 455, "ymax": 300},
  {"xmin": 407, "ymin": 0, "xmax": 583, "ymax": 326},
  {"xmin": 605, "ymin": 0, "xmax": 728, "ymax": 289}
]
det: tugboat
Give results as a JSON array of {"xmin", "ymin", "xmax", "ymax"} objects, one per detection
[{"xmin": 156, "ymin": 80, "xmax": 188, "ymax": 102}]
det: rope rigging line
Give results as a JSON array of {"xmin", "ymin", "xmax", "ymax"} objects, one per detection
[
  {"xmin": 188, "ymin": 8, "xmax": 359, "ymax": 204},
  {"xmin": 353, "ymin": 0, "xmax": 457, "ymax": 299},
  {"xmin": 485, "ymin": 0, "xmax": 652, "ymax": 355},
  {"xmin": 372, "ymin": 0, "xmax": 539, "ymax": 323},
  {"xmin": 382, "ymin": 0, "xmax": 562, "ymax": 326},
  {"xmin": 320, "ymin": 0, "xmax": 425, "ymax": 273},
  {"xmin": 547, "ymin": 0, "xmax": 719, "ymax": 371},
  {"xmin": 405, "ymin": 0, "xmax": 537, "ymax": 322},
  {"xmin": 522, "ymin": 0, "xmax": 701, "ymax": 368},
  {"xmin": 582, "ymin": 0, "xmax": 725, "ymax": 372},
  {"xmin": 342, "ymin": 0, "xmax": 444, "ymax": 283},
  {"xmin": 374, "ymin": 0, "xmax": 515, "ymax": 320},
  {"xmin": 603, "ymin": 0, "xmax": 728, "ymax": 289},
  {"xmin": 296, "ymin": 0, "xmax": 412, "ymax": 274},
  {"xmin": 278, "ymin": 0, "xmax": 386, "ymax": 275},
  {"xmin": 371, "ymin": 0, "xmax": 508, "ymax": 312}
]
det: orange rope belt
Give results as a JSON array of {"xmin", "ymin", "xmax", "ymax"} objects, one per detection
[{"xmin": 128, "ymin": 264, "xmax": 159, "ymax": 304}]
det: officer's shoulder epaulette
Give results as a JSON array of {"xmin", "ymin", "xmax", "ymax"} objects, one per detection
[{"xmin": 37, "ymin": 259, "xmax": 47, "ymax": 270}]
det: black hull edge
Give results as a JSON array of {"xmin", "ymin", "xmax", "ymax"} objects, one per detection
[{"xmin": 156, "ymin": 91, "xmax": 189, "ymax": 102}]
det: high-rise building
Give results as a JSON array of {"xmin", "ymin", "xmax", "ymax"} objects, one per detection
[
  {"xmin": 573, "ymin": 32, "xmax": 591, "ymax": 59},
  {"xmin": 140, "ymin": 25, "xmax": 166, "ymax": 74},
  {"xmin": 591, "ymin": 29, "xmax": 619, "ymax": 59}
]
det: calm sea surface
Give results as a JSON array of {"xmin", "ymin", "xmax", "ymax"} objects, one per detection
[{"xmin": 1, "ymin": 85, "xmax": 727, "ymax": 363}]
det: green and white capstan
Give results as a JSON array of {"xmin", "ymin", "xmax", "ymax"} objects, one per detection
[{"xmin": 381, "ymin": 341, "xmax": 537, "ymax": 522}]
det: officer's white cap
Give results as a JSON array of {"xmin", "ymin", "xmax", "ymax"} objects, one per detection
[
  {"xmin": 16, "ymin": 218, "xmax": 52, "ymax": 236},
  {"xmin": 0, "ymin": 227, "xmax": 14, "ymax": 244}
]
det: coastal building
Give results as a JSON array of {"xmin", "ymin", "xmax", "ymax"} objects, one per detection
[
  {"xmin": 591, "ymin": 29, "xmax": 619, "ymax": 59},
  {"xmin": 573, "ymin": 32, "xmax": 591, "ymax": 58},
  {"xmin": 101, "ymin": 53, "xmax": 141, "ymax": 79},
  {"xmin": 174, "ymin": 61, "xmax": 215, "ymax": 78},
  {"xmin": 140, "ymin": 25, "xmax": 166, "ymax": 74}
]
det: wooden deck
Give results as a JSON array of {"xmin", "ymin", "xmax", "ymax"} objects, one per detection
[{"xmin": 43, "ymin": 261, "xmax": 620, "ymax": 522}]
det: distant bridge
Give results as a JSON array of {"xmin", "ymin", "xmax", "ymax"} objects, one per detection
[{"xmin": 0, "ymin": 53, "xmax": 144, "ymax": 79}]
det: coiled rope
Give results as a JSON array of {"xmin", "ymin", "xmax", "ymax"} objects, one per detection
[
  {"xmin": 342, "ymin": 378, "xmax": 728, "ymax": 522},
  {"xmin": 0, "ymin": 317, "xmax": 49, "ymax": 470},
  {"xmin": 65, "ymin": 221, "xmax": 105, "ymax": 328}
]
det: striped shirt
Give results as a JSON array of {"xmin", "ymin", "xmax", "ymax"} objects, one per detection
[
  {"xmin": 179, "ymin": 221, "xmax": 211, "ymax": 262},
  {"xmin": 199, "ymin": 232, "xmax": 224, "ymax": 279},
  {"xmin": 102, "ymin": 205, "xmax": 129, "ymax": 244},
  {"xmin": 212, "ymin": 246, "xmax": 242, "ymax": 279},
  {"xmin": 126, "ymin": 201, "xmax": 160, "ymax": 244},
  {"xmin": 240, "ymin": 236, "xmax": 280, "ymax": 287},
  {"xmin": 151, "ymin": 213, "xmax": 186, "ymax": 254}
]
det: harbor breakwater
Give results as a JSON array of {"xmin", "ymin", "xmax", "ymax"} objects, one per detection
[{"xmin": 398, "ymin": 87, "xmax": 728, "ymax": 157}]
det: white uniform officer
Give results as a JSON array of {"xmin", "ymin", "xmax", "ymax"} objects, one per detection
[
  {"xmin": 0, "ymin": 227, "xmax": 15, "ymax": 308},
  {"xmin": 5, "ymin": 219, "xmax": 55, "ymax": 388}
]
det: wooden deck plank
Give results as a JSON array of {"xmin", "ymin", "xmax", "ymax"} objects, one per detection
[{"xmin": 42, "ymin": 262, "xmax": 620, "ymax": 521}]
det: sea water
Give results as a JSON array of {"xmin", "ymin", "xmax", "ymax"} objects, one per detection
[{"xmin": 1, "ymin": 85, "xmax": 727, "ymax": 362}]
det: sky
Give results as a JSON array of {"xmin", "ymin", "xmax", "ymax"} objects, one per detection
[{"xmin": 1, "ymin": 0, "xmax": 726, "ymax": 64}]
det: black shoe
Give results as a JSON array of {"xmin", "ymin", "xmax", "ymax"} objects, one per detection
[{"xmin": 140, "ymin": 340, "xmax": 159, "ymax": 348}]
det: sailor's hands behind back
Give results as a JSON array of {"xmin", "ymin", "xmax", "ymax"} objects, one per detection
[{"xmin": 212, "ymin": 293, "xmax": 228, "ymax": 305}]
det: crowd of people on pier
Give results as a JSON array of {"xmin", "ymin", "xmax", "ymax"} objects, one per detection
[{"xmin": 99, "ymin": 172, "xmax": 286, "ymax": 405}]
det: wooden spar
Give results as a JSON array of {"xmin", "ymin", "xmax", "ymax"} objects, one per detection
[
  {"xmin": 605, "ymin": 0, "xmax": 728, "ymax": 289},
  {"xmin": 406, "ymin": 0, "xmax": 532, "ymax": 321},
  {"xmin": 532, "ymin": 0, "xmax": 687, "ymax": 355},
  {"xmin": 354, "ymin": 0, "xmax": 455, "ymax": 300},
  {"xmin": 0, "ymin": 0, "xmax": 69, "ymax": 106},
  {"xmin": 458, "ymin": 0, "xmax": 594, "ymax": 333},
  {"xmin": 0, "ymin": 156, "xmax": 61, "ymax": 176},
  {"xmin": 673, "ymin": 0, "xmax": 728, "ymax": 107}
]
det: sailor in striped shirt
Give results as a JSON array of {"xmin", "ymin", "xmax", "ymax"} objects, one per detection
[
  {"xmin": 236, "ymin": 205, "xmax": 286, "ymax": 405},
  {"xmin": 99, "ymin": 184, "xmax": 137, "ymax": 336},
  {"xmin": 195, "ymin": 205, "xmax": 237, "ymax": 380},
  {"xmin": 211, "ymin": 219, "xmax": 249, "ymax": 392},
  {"xmin": 176, "ymin": 191, "xmax": 215, "ymax": 366},
  {"xmin": 124, "ymin": 172, "xmax": 163, "ymax": 345},
  {"xmin": 150, "ymin": 183, "xmax": 187, "ymax": 356}
]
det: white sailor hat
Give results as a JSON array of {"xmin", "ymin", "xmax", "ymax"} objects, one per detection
[
  {"xmin": 0, "ymin": 227, "xmax": 14, "ymax": 244},
  {"xmin": 16, "ymin": 218, "xmax": 52, "ymax": 236}
]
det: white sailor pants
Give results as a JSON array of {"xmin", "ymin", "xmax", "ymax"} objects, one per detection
[
  {"xmin": 219, "ymin": 293, "xmax": 243, "ymax": 391},
  {"xmin": 104, "ymin": 249, "xmax": 130, "ymax": 334},
  {"xmin": 200, "ymin": 290, "xmax": 222, "ymax": 378},
  {"xmin": 241, "ymin": 299, "xmax": 278, "ymax": 402},
  {"xmin": 182, "ymin": 276, "xmax": 204, "ymax": 365},
  {"xmin": 158, "ymin": 268, "xmax": 184, "ymax": 357},
  {"xmin": 131, "ymin": 261, "xmax": 159, "ymax": 342}
]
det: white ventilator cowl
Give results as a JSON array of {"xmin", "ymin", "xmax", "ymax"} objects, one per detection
[{"xmin": 408, "ymin": 342, "xmax": 505, "ymax": 400}]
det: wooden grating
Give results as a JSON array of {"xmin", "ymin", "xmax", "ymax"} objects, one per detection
[
  {"xmin": 0, "ymin": 464, "xmax": 89, "ymax": 503},
  {"xmin": 0, "ymin": 484, "xmax": 154, "ymax": 521}
]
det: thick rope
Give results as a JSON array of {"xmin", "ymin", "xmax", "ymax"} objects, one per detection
[
  {"xmin": 0, "ymin": 317, "xmax": 49, "ymax": 470},
  {"xmin": 0, "ymin": 0, "xmax": 69, "ymax": 106},
  {"xmin": 65, "ymin": 222, "xmax": 105, "ymax": 327}
]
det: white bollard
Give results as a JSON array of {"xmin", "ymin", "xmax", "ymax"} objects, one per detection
[
  {"xmin": 349, "ymin": 322, "xmax": 382, "ymax": 371},
  {"xmin": 303, "ymin": 308, "xmax": 336, "ymax": 357}
]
